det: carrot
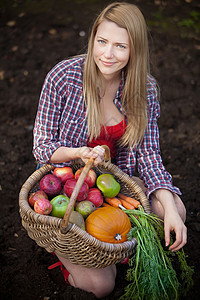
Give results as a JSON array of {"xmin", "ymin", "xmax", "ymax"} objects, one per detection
[
  {"xmin": 118, "ymin": 193, "xmax": 140, "ymax": 208},
  {"xmin": 102, "ymin": 202, "xmax": 111, "ymax": 207},
  {"xmin": 120, "ymin": 199, "xmax": 135, "ymax": 210},
  {"xmin": 105, "ymin": 197, "xmax": 122, "ymax": 208}
]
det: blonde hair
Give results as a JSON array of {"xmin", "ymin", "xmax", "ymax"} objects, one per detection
[{"xmin": 83, "ymin": 2, "xmax": 150, "ymax": 148}]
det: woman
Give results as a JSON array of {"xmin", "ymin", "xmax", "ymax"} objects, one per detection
[{"xmin": 33, "ymin": 2, "xmax": 187, "ymax": 298}]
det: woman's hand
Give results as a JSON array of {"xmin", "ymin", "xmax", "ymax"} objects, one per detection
[
  {"xmin": 152, "ymin": 189, "xmax": 187, "ymax": 252},
  {"xmin": 78, "ymin": 146, "xmax": 105, "ymax": 166},
  {"xmin": 49, "ymin": 145, "xmax": 105, "ymax": 165},
  {"xmin": 164, "ymin": 208, "xmax": 187, "ymax": 251}
]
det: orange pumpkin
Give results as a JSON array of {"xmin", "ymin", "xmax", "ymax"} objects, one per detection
[{"xmin": 85, "ymin": 206, "xmax": 131, "ymax": 244}]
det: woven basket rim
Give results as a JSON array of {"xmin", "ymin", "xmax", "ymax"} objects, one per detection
[{"xmin": 19, "ymin": 162, "xmax": 151, "ymax": 226}]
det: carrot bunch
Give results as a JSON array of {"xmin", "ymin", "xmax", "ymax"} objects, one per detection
[{"xmin": 103, "ymin": 193, "xmax": 140, "ymax": 210}]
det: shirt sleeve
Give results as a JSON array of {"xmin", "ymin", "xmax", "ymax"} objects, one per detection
[
  {"xmin": 33, "ymin": 71, "xmax": 72, "ymax": 164},
  {"xmin": 136, "ymin": 79, "xmax": 181, "ymax": 199}
]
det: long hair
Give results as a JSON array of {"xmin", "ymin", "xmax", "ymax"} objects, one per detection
[{"xmin": 83, "ymin": 2, "xmax": 150, "ymax": 148}]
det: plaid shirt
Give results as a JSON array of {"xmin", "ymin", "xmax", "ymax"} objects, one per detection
[{"xmin": 33, "ymin": 56, "xmax": 181, "ymax": 198}]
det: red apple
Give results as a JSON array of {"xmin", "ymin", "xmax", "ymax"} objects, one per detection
[
  {"xmin": 34, "ymin": 198, "xmax": 52, "ymax": 215},
  {"xmin": 39, "ymin": 174, "xmax": 61, "ymax": 197},
  {"xmin": 28, "ymin": 190, "xmax": 48, "ymax": 207},
  {"xmin": 53, "ymin": 167, "xmax": 74, "ymax": 185},
  {"xmin": 63, "ymin": 179, "xmax": 89, "ymax": 202},
  {"xmin": 86, "ymin": 188, "xmax": 104, "ymax": 207},
  {"xmin": 75, "ymin": 167, "xmax": 97, "ymax": 188}
]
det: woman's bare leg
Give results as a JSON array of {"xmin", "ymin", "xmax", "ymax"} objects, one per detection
[{"xmin": 56, "ymin": 254, "xmax": 117, "ymax": 298}]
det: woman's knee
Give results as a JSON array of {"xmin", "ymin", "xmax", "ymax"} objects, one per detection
[
  {"xmin": 91, "ymin": 275, "xmax": 115, "ymax": 298},
  {"xmin": 86, "ymin": 266, "xmax": 116, "ymax": 298},
  {"xmin": 68, "ymin": 263, "xmax": 116, "ymax": 298}
]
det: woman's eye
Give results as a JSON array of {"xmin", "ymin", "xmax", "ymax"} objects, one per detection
[
  {"xmin": 98, "ymin": 39, "xmax": 106, "ymax": 44},
  {"xmin": 117, "ymin": 44, "xmax": 126, "ymax": 49}
]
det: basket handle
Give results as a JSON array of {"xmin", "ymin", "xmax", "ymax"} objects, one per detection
[
  {"xmin": 101, "ymin": 145, "xmax": 110, "ymax": 162},
  {"xmin": 61, "ymin": 157, "xmax": 94, "ymax": 233}
]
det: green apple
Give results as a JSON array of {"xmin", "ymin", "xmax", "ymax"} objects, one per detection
[
  {"xmin": 96, "ymin": 174, "xmax": 120, "ymax": 198},
  {"xmin": 50, "ymin": 195, "xmax": 73, "ymax": 218}
]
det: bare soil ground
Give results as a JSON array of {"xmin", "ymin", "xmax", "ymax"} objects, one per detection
[{"xmin": 0, "ymin": 0, "xmax": 199, "ymax": 299}]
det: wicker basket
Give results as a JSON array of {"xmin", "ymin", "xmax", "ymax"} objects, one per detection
[{"xmin": 19, "ymin": 154, "xmax": 151, "ymax": 269}]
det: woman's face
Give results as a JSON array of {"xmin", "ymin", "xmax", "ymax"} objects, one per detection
[{"xmin": 93, "ymin": 19, "xmax": 130, "ymax": 80}]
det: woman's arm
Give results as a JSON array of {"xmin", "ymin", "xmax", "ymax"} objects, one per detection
[
  {"xmin": 33, "ymin": 69, "xmax": 69, "ymax": 164},
  {"xmin": 33, "ymin": 59, "xmax": 88, "ymax": 165},
  {"xmin": 49, "ymin": 145, "xmax": 105, "ymax": 166},
  {"xmin": 135, "ymin": 78, "xmax": 186, "ymax": 250},
  {"xmin": 136, "ymin": 81, "xmax": 181, "ymax": 198},
  {"xmin": 151, "ymin": 188, "xmax": 187, "ymax": 251}
]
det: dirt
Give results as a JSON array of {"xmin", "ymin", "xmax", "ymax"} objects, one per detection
[{"xmin": 0, "ymin": 0, "xmax": 199, "ymax": 299}]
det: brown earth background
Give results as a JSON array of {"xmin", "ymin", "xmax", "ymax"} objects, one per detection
[{"xmin": 0, "ymin": 0, "xmax": 200, "ymax": 299}]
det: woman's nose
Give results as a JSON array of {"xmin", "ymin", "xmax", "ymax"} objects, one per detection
[{"xmin": 104, "ymin": 45, "xmax": 114, "ymax": 58}]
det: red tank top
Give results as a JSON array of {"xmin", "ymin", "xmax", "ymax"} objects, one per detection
[{"xmin": 87, "ymin": 116, "xmax": 127, "ymax": 159}]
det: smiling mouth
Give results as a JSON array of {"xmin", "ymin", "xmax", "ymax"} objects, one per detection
[{"xmin": 100, "ymin": 60, "xmax": 116, "ymax": 66}]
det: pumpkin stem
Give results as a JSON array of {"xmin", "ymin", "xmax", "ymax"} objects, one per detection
[{"xmin": 115, "ymin": 233, "xmax": 122, "ymax": 241}]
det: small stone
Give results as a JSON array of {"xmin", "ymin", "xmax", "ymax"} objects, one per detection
[
  {"xmin": 79, "ymin": 30, "xmax": 85, "ymax": 37},
  {"xmin": 0, "ymin": 70, "xmax": 5, "ymax": 80},
  {"xmin": 6, "ymin": 20, "xmax": 16, "ymax": 27},
  {"xmin": 49, "ymin": 28, "xmax": 57, "ymax": 35}
]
